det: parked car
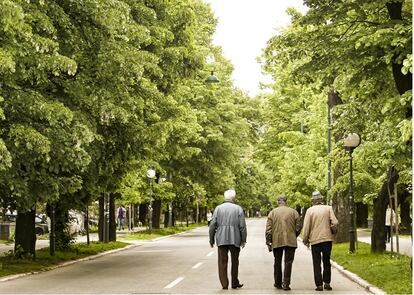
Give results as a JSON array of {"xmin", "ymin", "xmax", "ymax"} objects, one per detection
[
  {"xmin": 3, "ymin": 211, "xmax": 49, "ymax": 235},
  {"xmin": 35, "ymin": 214, "xmax": 49, "ymax": 235}
]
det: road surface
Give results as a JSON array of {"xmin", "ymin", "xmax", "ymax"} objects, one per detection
[{"xmin": 0, "ymin": 219, "xmax": 369, "ymax": 294}]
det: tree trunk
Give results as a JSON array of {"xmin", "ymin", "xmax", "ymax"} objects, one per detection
[
  {"xmin": 399, "ymin": 186, "xmax": 412, "ymax": 234},
  {"xmin": 164, "ymin": 211, "xmax": 169, "ymax": 228},
  {"xmin": 371, "ymin": 166, "xmax": 399, "ymax": 253},
  {"xmin": 55, "ymin": 202, "xmax": 71, "ymax": 250},
  {"xmin": 85, "ymin": 205, "xmax": 90, "ymax": 245},
  {"xmin": 332, "ymin": 191, "xmax": 350, "ymax": 243},
  {"xmin": 386, "ymin": 1, "xmax": 412, "ymax": 108},
  {"xmin": 328, "ymin": 91, "xmax": 350, "ymax": 242},
  {"xmin": 356, "ymin": 202, "xmax": 368, "ymax": 228},
  {"xmin": 139, "ymin": 204, "xmax": 147, "ymax": 226},
  {"xmin": 109, "ymin": 193, "xmax": 116, "ymax": 241},
  {"xmin": 14, "ymin": 209, "xmax": 36, "ymax": 258},
  {"xmin": 98, "ymin": 196, "xmax": 104, "ymax": 242},
  {"xmin": 152, "ymin": 199, "xmax": 161, "ymax": 229}
]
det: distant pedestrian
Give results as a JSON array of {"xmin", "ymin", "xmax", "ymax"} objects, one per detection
[
  {"xmin": 265, "ymin": 195, "xmax": 302, "ymax": 291},
  {"xmin": 303, "ymin": 191, "xmax": 338, "ymax": 292},
  {"xmin": 385, "ymin": 205, "xmax": 396, "ymax": 243},
  {"xmin": 117, "ymin": 205, "xmax": 126, "ymax": 230},
  {"xmin": 209, "ymin": 189, "xmax": 247, "ymax": 290},
  {"xmin": 207, "ymin": 210, "xmax": 213, "ymax": 226}
]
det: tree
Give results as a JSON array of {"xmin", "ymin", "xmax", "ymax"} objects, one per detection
[{"xmin": 260, "ymin": 0, "xmax": 411, "ymax": 252}]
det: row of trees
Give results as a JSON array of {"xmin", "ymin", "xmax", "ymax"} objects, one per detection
[
  {"xmin": 257, "ymin": 0, "xmax": 412, "ymax": 252},
  {"xmin": 0, "ymin": 0, "xmax": 267, "ymax": 257}
]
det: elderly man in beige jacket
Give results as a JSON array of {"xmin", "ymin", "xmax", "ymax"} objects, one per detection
[
  {"xmin": 303, "ymin": 191, "xmax": 338, "ymax": 291},
  {"xmin": 265, "ymin": 195, "xmax": 302, "ymax": 291}
]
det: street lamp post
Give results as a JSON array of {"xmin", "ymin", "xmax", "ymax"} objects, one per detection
[
  {"xmin": 344, "ymin": 133, "xmax": 361, "ymax": 253},
  {"xmin": 146, "ymin": 168, "xmax": 156, "ymax": 231}
]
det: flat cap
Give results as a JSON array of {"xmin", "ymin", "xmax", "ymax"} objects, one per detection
[
  {"xmin": 312, "ymin": 191, "xmax": 323, "ymax": 199},
  {"xmin": 277, "ymin": 195, "xmax": 288, "ymax": 202}
]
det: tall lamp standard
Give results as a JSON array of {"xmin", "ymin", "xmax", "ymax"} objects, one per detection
[
  {"xmin": 343, "ymin": 133, "xmax": 361, "ymax": 253},
  {"xmin": 146, "ymin": 168, "xmax": 156, "ymax": 231}
]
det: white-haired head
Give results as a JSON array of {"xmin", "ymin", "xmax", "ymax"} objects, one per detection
[{"xmin": 224, "ymin": 189, "xmax": 236, "ymax": 201}]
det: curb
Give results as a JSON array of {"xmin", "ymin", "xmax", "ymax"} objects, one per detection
[
  {"xmin": 330, "ymin": 260, "xmax": 386, "ymax": 295},
  {"xmin": 297, "ymin": 238, "xmax": 386, "ymax": 295},
  {"xmin": 0, "ymin": 243, "xmax": 141, "ymax": 283}
]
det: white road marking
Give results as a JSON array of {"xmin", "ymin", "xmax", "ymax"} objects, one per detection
[
  {"xmin": 164, "ymin": 276, "xmax": 184, "ymax": 289},
  {"xmin": 136, "ymin": 250, "xmax": 172, "ymax": 253},
  {"xmin": 192, "ymin": 262, "xmax": 203, "ymax": 269},
  {"xmin": 207, "ymin": 251, "xmax": 214, "ymax": 257}
]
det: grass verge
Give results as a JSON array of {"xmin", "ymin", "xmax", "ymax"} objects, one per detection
[
  {"xmin": 0, "ymin": 241, "xmax": 128, "ymax": 278},
  {"xmin": 122, "ymin": 223, "xmax": 206, "ymax": 240},
  {"xmin": 332, "ymin": 242, "xmax": 412, "ymax": 294}
]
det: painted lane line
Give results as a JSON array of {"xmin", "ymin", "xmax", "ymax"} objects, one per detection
[
  {"xmin": 207, "ymin": 251, "xmax": 214, "ymax": 257},
  {"xmin": 164, "ymin": 276, "xmax": 184, "ymax": 289},
  {"xmin": 136, "ymin": 250, "xmax": 172, "ymax": 253},
  {"xmin": 192, "ymin": 262, "xmax": 203, "ymax": 269}
]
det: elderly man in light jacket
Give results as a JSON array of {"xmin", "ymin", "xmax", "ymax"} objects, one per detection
[
  {"xmin": 209, "ymin": 189, "xmax": 247, "ymax": 290},
  {"xmin": 266, "ymin": 195, "xmax": 302, "ymax": 291},
  {"xmin": 303, "ymin": 191, "xmax": 338, "ymax": 292}
]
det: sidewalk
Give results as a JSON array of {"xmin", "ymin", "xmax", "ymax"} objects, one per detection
[{"xmin": 357, "ymin": 229, "xmax": 412, "ymax": 257}]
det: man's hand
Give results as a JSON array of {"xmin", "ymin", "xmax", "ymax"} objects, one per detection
[
  {"xmin": 240, "ymin": 242, "xmax": 246, "ymax": 249},
  {"xmin": 266, "ymin": 243, "xmax": 272, "ymax": 252}
]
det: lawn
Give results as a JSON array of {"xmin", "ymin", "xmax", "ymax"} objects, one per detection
[
  {"xmin": 0, "ymin": 241, "xmax": 128, "ymax": 278},
  {"xmin": 332, "ymin": 242, "xmax": 412, "ymax": 294}
]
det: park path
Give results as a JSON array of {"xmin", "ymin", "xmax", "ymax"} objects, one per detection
[{"xmin": 357, "ymin": 229, "xmax": 412, "ymax": 257}]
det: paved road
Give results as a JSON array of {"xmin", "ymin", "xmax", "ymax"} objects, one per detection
[
  {"xmin": 0, "ymin": 219, "xmax": 369, "ymax": 294},
  {"xmin": 357, "ymin": 230, "xmax": 412, "ymax": 257}
]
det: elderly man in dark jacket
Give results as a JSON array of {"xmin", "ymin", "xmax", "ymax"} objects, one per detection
[
  {"xmin": 209, "ymin": 189, "xmax": 247, "ymax": 290},
  {"xmin": 265, "ymin": 195, "xmax": 302, "ymax": 291}
]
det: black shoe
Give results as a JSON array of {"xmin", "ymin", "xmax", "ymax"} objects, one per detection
[
  {"xmin": 274, "ymin": 284, "xmax": 283, "ymax": 289},
  {"xmin": 315, "ymin": 286, "xmax": 323, "ymax": 291},
  {"xmin": 283, "ymin": 284, "xmax": 291, "ymax": 291},
  {"xmin": 231, "ymin": 284, "xmax": 243, "ymax": 289},
  {"xmin": 222, "ymin": 286, "xmax": 228, "ymax": 290},
  {"xmin": 324, "ymin": 283, "xmax": 332, "ymax": 290}
]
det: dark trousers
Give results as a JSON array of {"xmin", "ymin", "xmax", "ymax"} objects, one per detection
[
  {"xmin": 273, "ymin": 246, "xmax": 296, "ymax": 287},
  {"xmin": 311, "ymin": 241, "xmax": 332, "ymax": 287},
  {"xmin": 385, "ymin": 226, "xmax": 391, "ymax": 242},
  {"xmin": 218, "ymin": 245, "xmax": 240, "ymax": 288}
]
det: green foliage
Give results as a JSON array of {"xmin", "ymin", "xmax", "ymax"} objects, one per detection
[
  {"xmin": 258, "ymin": 0, "xmax": 412, "ymax": 209},
  {"xmin": 332, "ymin": 242, "xmax": 412, "ymax": 294},
  {"xmin": 0, "ymin": 0, "xmax": 262, "ymax": 254}
]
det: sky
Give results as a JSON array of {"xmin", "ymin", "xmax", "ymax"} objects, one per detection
[{"xmin": 203, "ymin": 0, "xmax": 307, "ymax": 97}]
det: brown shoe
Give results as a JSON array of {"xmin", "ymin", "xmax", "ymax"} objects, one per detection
[{"xmin": 315, "ymin": 286, "xmax": 323, "ymax": 291}]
